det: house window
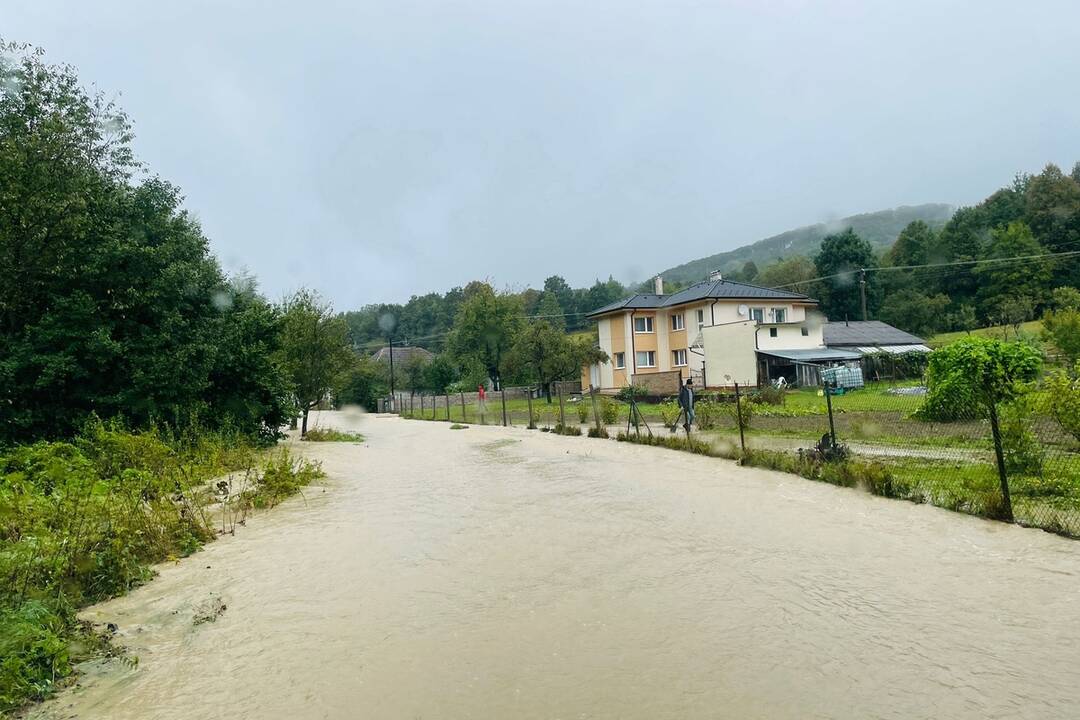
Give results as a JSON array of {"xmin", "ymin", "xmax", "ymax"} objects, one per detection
[
  {"xmin": 635, "ymin": 350, "xmax": 656, "ymax": 368},
  {"xmin": 672, "ymin": 349, "xmax": 688, "ymax": 366},
  {"xmin": 750, "ymin": 307, "xmax": 764, "ymax": 322},
  {"xmin": 671, "ymin": 314, "xmax": 685, "ymax": 331},
  {"xmin": 773, "ymin": 308, "xmax": 787, "ymax": 323},
  {"xmin": 801, "ymin": 326, "xmax": 809, "ymax": 337},
  {"xmin": 614, "ymin": 352, "xmax": 625, "ymax": 369},
  {"xmin": 633, "ymin": 316, "xmax": 654, "ymax": 333},
  {"xmin": 696, "ymin": 309, "xmax": 705, "ymax": 329},
  {"xmin": 769, "ymin": 327, "xmax": 778, "ymax": 338}
]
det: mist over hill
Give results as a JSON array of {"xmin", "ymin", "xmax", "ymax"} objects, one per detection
[{"xmin": 655, "ymin": 204, "xmax": 954, "ymax": 284}]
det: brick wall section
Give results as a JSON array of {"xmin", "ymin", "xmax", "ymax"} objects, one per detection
[{"xmin": 630, "ymin": 370, "xmax": 682, "ymax": 396}]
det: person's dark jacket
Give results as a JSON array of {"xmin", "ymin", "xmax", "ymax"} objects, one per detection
[{"xmin": 678, "ymin": 384, "xmax": 693, "ymax": 410}]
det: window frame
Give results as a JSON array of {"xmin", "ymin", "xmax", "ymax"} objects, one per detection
[
  {"xmin": 696, "ymin": 308, "xmax": 705, "ymax": 329},
  {"xmin": 633, "ymin": 316, "xmax": 654, "ymax": 334},
  {"xmin": 613, "ymin": 351, "xmax": 626, "ymax": 369},
  {"xmin": 672, "ymin": 349, "xmax": 688, "ymax": 367},
  {"xmin": 769, "ymin": 327, "xmax": 778, "ymax": 338},
  {"xmin": 635, "ymin": 350, "xmax": 656, "ymax": 368},
  {"xmin": 750, "ymin": 307, "xmax": 765, "ymax": 323},
  {"xmin": 772, "ymin": 308, "xmax": 787, "ymax": 323},
  {"xmin": 800, "ymin": 326, "xmax": 809, "ymax": 337},
  {"xmin": 671, "ymin": 313, "xmax": 685, "ymax": 331}
]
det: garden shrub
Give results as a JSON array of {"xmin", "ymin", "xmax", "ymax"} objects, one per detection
[
  {"xmin": 752, "ymin": 385, "xmax": 787, "ymax": 406},
  {"xmin": 721, "ymin": 398, "xmax": 750, "ymax": 431},
  {"xmin": 659, "ymin": 400, "xmax": 682, "ymax": 430},
  {"xmin": 600, "ymin": 397, "xmax": 620, "ymax": 425},
  {"xmin": 1041, "ymin": 363, "xmax": 1080, "ymax": 442},
  {"xmin": 576, "ymin": 400, "xmax": 590, "ymax": 424},
  {"xmin": 999, "ymin": 397, "xmax": 1044, "ymax": 475},
  {"xmin": 914, "ymin": 337, "xmax": 1041, "ymax": 422},
  {"xmin": 587, "ymin": 426, "xmax": 609, "ymax": 438}
]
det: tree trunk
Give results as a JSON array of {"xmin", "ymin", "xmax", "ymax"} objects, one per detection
[
  {"xmin": 289, "ymin": 415, "xmax": 298, "ymax": 430},
  {"xmin": 301, "ymin": 408, "xmax": 310, "ymax": 437}
]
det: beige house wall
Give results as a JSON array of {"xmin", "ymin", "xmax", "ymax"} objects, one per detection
[{"xmin": 702, "ymin": 321, "xmax": 759, "ymax": 387}]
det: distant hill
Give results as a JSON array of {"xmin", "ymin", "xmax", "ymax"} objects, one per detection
[{"xmin": 655, "ymin": 204, "xmax": 954, "ymax": 285}]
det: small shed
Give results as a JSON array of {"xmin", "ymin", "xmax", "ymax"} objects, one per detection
[
  {"xmin": 823, "ymin": 321, "xmax": 930, "ymax": 354},
  {"xmin": 757, "ymin": 347, "xmax": 863, "ymax": 387}
]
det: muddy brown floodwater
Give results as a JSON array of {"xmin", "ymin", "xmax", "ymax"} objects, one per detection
[{"xmin": 32, "ymin": 411, "xmax": 1080, "ymax": 719}]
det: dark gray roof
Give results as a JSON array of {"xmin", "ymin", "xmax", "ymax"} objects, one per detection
[
  {"xmin": 587, "ymin": 280, "xmax": 815, "ymax": 318},
  {"xmin": 371, "ymin": 345, "xmax": 434, "ymax": 364},
  {"xmin": 823, "ymin": 321, "xmax": 924, "ymax": 347}
]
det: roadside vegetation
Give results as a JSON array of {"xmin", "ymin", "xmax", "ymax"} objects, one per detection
[
  {"xmin": 300, "ymin": 428, "xmax": 365, "ymax": 443},
  {"xmin": 0, "ymin": 44, "xmax": 337, "ymax": 714}
]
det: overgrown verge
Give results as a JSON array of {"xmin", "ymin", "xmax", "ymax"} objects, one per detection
[
  {"xmin": 301, "ymin": 428, "xmax": 364, "ymax": 442},
  {"xmin": 0, "ymin": 421, "xmax": 323, "ymax": 715}
]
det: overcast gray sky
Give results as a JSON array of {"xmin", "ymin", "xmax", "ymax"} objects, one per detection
[{"xmin": 7, "ymin": 1, "xmax": 1080, "ymax": 307}]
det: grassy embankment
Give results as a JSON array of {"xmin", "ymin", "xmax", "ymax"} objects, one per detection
[{"xmin": 0, "ymin": 421, "xmax": 323, "ymax": 716}]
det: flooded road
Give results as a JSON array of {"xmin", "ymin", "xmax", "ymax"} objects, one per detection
[{"xmin": 34, "ymin": 412, "xmax": 1080, "ymax": 719}]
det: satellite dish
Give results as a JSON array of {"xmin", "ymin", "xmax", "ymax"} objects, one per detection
[{"xmin": 737, "ymin": 304, "xmax": 749, "ymax": 317}]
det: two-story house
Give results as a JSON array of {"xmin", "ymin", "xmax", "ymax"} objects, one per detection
[{"xmin": 582, "ymin": 273, "xmax": 861, "ymax": 390}]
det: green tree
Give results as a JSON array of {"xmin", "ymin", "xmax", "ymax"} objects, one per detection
[
  {"xmin": 1024, "ymin": 163, "xmax": 1080, "ymax": 253},
  {"xmin": 336, "ymin": 356, "xmax": 389, "ymax": 411},
  {"xmin": 0, "ymin": 45, "xmax": 289, "ymax": 442},
  {"xmin": 877, "ymin": 289, "xmax": 950, "ymax": 337},
  {"xmin": 1051, "ymin": 286, "xmax": 1080, "ymax": 311},
  {"xmin": 1042, "ymin": 307, "xmax": 1080, "ymax": 364},
  {"xmin": 503, "ymin": 321, "xmax": 606, "ymax": 401},
  {"xmin": 277, "ymin": 290, "xmax": 355, "ymax": 436},
  {"xmin": 757, "ymin": 255, "xmax": 816, "ymax": 294},
  {"xmin": 537, "ymin": 291, "xmax": 565, "ymax": 331},
  {"xmin": 583, "ymin": 276, "xmax": 627, "ymax": 314},
  {"xmin": 974, "ymin": 222, "xmax": 1052, "ymax": 314},
  {"xmin": 422, "ymin": 354, "xmax": 459, "ymax": 393},
  {"xmin": 916, "ymin": 337, "xmax": 1041, "ymax": 423},
  {"xmin": 447, "ymin": 282, "xmax": 523, "ymax": 388},
  {"xmin": 813, "ymin": 229, "xmax": 879, "ymax": 320}
]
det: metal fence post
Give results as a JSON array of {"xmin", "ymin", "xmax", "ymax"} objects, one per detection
[
  {"xmin": 501, "ymin": 387, "xmax": 508, "ymax": 427},
  {"xmin": 432, "ymin": 393, "xmax": 437, "ymax": 421},
  {"xmin": 558, "ymin": 383, "xmax": 566, "ymax": 430},
  {"xmin": 527, "ymin": 386, "xmax": 536, "ymax": 429},
  {"xmin": 824, "ymin": 382, "xmax": 837, "ymax": 449},
  {"xmin": 987, "ymin": 399, "xmax": 1015, "ymax": 522},
  {"xmin": 446, "ymin": 393, "xmax": 451, "ymax": 421},
  {"xmin": 734, "ymin": 382, "xmax": 746, "ymax": 456},
  {"xmin": 460, "ymin": 392, "xmax": 466, "ymax": 423},
  {"xmin": 591, "ymin": 385, "xmax": 602, "ymax": 432}
]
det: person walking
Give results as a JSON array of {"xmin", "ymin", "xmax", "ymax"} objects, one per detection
[
  {"xmin": 477, "ymin": 384, "xmax": 487, "ymax": 415},
  {"xmin": 678, "ymin": 378, "xmax": 695, "ymax": 432}
]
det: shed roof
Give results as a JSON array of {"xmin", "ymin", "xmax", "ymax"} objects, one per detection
[
  {"xmin": 823, "ymin": 321, "xmax": 925, "ymax": 347},
  {"xmin": 757, "ymin": 348, "xmax": 863, "ymax": 363}
]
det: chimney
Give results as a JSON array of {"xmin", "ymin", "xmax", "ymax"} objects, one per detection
[
  {"xmin": 654, "ymin": 275, "xmax": 664, "ymax": 295},
  {"xmin": 708, "ymin": 269, "xmax": 723, "ymax": 282}
]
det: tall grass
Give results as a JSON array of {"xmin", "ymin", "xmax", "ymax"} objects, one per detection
[{"xmin": 0, "ymin": 420, "xmax": 322, "ymax": 714}]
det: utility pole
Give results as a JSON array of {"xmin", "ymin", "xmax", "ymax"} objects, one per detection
[{"xmin": 859, "ymin": 268, "xmax": 868, "ymax": 321}]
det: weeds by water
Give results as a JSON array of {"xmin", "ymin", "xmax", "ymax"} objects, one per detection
[
  {"xmin": 302, "ymin": 428, "xmax": 364, "ymax": 442},
  {"xmin": 0, "ymin": 421, "xmax": 323, "ymax": 714}
]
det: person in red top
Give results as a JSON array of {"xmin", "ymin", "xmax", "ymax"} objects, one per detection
[{"xmin": 477, "ymin": 384, "xmax": 487, "ymax": 415}]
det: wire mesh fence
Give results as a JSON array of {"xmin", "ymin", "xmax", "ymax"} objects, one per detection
[{"xmin": 391, "ymin": 369, "xmax": 1080, "ymax": 539}]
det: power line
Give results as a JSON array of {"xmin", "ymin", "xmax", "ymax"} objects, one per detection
[{"xmin": 772, "ymin": 249, "xmax": 1080, "ymax": 289}]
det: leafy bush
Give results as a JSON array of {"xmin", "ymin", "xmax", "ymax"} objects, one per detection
[
  {"xmin": 1041, "ymin": 363, "xmax": 1080, "ymax": 442},
  {"xmin": 721, "ymin": 399, "xmax": 750, "ymax": 431},
  {"xmin": 554, "ymin": 424, "xmax": 582, "ymax": 436},
  {"xmin": 615, "ymin": 431, "xmax": 719, "ymax": 457},
  {"xmin": 302, "ymin": 428, "xmax": 364, "ymax": 442},
  {"xmin": 999, "ymin": 397, "xmax": 1044, "ymax": 475},
  {"xmin": 0, "ymin": 424, "xmax": 319, "ymax": 712},
  {"xmin": 599, "ymin": 397, "xmax": 620, "ymax": 425},
  {"xmin": 751, "ymin": 385, "xmax": 787, "ymax": 406},
  {"xmin": 699, "ymin": 397, "xmax": 725, "ymax": 431},
  {"xmin": 587, "ymin": 427, "xmax": 609, "ymax": 438},
  {"xmin": 576, "ymin": 400, "xmax": 591, "ymax": 424},
  {"xmin": 915, "ymin": 337, "xmax": 1042, "ymax": 422},
  {"xmin": 616, "ymin": 384, "xmax": 648, "ymax": 402},
  {"xmin": 659, "ymin": 400, "xmax": 682, "ymax": 430}
]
